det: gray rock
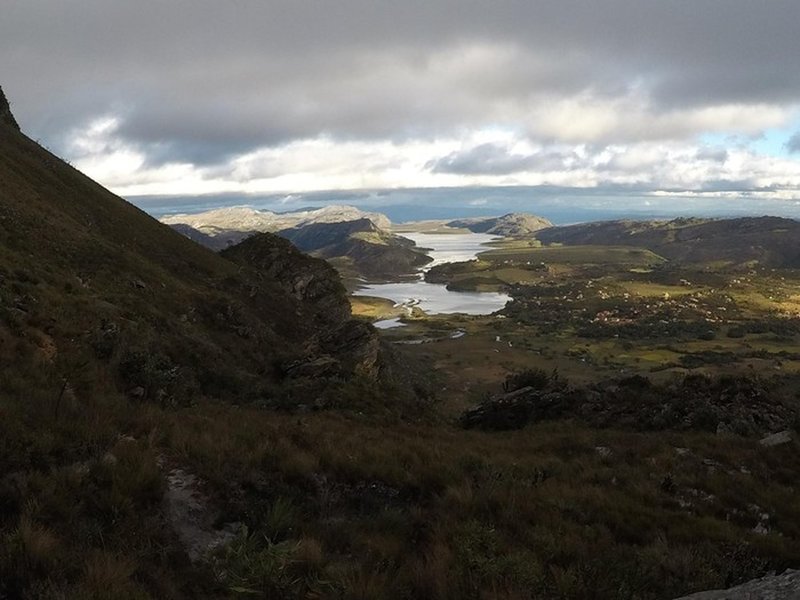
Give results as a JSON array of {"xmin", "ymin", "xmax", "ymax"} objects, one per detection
[
  {"xmin": 163, "ymin": 468, "xmax": 242, "ymax": 562},
  {"xmin": 461, "ymin": 386, "xmax": 571, "ymax": 430},
  {"xmin": 595, "ymin": 446, "xmax": 613, "ymax": 458},
  {"xmin": 673, "ymin": 569, "xmax": 800, "ymax": 599},
  {"xmin": 759, "ymin": 430, "xmax": 792, "ymax": 447}
]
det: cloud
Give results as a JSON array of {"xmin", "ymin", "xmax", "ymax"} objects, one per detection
[
  {"xmin": 430, "ymin": 143, "xmax": 535, "ymax": 175},
  {"xmin": 696, "ymin": 147, "xmax": 729, "ymax": 163},
  {"xmin": 786, "ymin": 132, "xmax": 800, "ymax": 154},
  {"xmin": 2, "ymin": 1, "xmax": 800, "ymax": 201}
]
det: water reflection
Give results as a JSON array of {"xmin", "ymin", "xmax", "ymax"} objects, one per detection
[{"xmin": 353, "ymin": 232, "xmax": 510, "ymax": 322}]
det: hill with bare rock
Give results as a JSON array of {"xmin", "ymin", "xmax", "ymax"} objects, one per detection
[
  {"xmin": 162, "ymin": 204, "xmax": 392, "ymax": 248},
  {"xmin": 448, "ymin": 212, "xmax": 553, "ymax": 237}
]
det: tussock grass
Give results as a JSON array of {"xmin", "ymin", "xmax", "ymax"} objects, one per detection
[{"xmin": 2, "ymin": 343, "xmax": 799, "ymax": 598}]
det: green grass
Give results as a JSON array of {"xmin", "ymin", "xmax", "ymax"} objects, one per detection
[{"xmin": 479, "ymin": 244, "xmax": 666, "ymax": 266}]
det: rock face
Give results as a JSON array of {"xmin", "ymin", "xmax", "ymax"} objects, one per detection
[
  {"xmin": 673, "ymin": 569, "xmax": 800, "ymax": 599},
  {"xmin": 222, "ymin": 233, "xmax": 382, "ymax": 380},
  {"xmin": 0, "ymin": 86, "xmax": 20, "ymax": 131},
  {"xmin": 321, "ymin": 319, "xmax": 381, "ymax": 377},
  {"xmin": 222, "ymin": 233, "xmax": 351, "ymax": 328}
]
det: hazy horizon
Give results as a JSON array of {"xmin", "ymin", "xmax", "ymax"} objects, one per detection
[{"xmin": 131, "ymin": 185, "xmax": 800, "ymax": 226}]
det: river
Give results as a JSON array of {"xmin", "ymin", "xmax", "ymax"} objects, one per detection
[{"xmin": 353, "ymin": 232, "xmax": 511, "ymax": 327}]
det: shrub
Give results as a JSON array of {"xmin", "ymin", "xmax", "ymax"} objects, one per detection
[{"xmin": 502, "ymin": 368, "xmax": 552, "ymax": 393}]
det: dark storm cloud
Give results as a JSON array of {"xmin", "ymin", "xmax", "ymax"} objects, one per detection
[
  {"xmin": 429, "ymin": 144, "xmax": 581, "ymax": 175},
  {"xmin": 2, "ymin": 0, "xmax": 800, "ymax": 166},
  {"xmin": 429, "ymin": 144, "xmax": 537, "ymax": 175},
  {"xmin": 695, "ymin": 147, "xmax": 729, "ymax": 163}
]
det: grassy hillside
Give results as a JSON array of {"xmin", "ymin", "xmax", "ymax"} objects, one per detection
[
  {"xmin": 0, "ymin": 110, "xmax": 388, "ymax": 403},
  {"xmin": 534, "ymin": 217, "xmax": 800, "ymax": 268},
  {"xmin": 0, "ymin": 87, "xmax": 407, "ymax": 596}
]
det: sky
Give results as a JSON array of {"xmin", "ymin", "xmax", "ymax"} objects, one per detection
[{"xmin": 3, "ymin": 1, "xmax": 800, "ymax": 219}]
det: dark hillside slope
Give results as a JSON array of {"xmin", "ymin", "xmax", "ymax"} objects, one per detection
[
  {"xmin": 535, "ymin": 216, "xmax": 800, "ymax": 267},
  {"xmin": 168, "ymin": 223, "xmax": 232, "ymax": 251},
  {"xmin": 0, "ymin": 88, "xmax": 376, "ymax": 404}
]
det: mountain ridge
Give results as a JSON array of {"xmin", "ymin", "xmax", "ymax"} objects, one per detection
[
  {"xmin": 534, "ymin": 216, "xmax": 800, "ymax": 268},
  {"xmin": 162, "ymin": 204, "xmax": 391, "ymax": 241}
]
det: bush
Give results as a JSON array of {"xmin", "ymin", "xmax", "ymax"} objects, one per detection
[{"xmin": 502, "ymin": 368, "xmax": 552, "ymax": 393}]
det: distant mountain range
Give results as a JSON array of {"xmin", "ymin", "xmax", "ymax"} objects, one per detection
[
  {"xmin": 161, "ymin": 204, "xmax": 391, "ymax": 245},
  {"xmin": 163, "ymin": 205, "xmax": 431, "ymax": 280}
]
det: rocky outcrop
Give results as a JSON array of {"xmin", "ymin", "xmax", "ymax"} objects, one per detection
[
  {"xmin": 575, "ymin": 375, "xmax": 798, "ymax": 436},
  {"xmin": 283, "ymin": 321, "xmax": 381, "ymax": 381},
  {"xmin": 222, "ymin": 233, "xmax": 383, "ymax": 380},
  {"xmin": 461, "ymin": 386, "xmax": 575, "ymax": 430},
  {"xmin": 462, "ymin": 374, "xmax": 799, "ymax": 435},
  {"xmin": 221, "ymin": 233, "xmax": 351, "ymax": 328},
  {"xmin": 673, "ymin": 569, "xmax": 800, "ymax": 599},
  {"xmin": 321, "ymin": 319, "xmax": 381, "ymax": 377},
  {"xmin": 0, "ymin": 86, "xmax": 20, "ymax": 131},
  {"xmin": 759, "ymin": 430, "xmax": 792, "ymax": 447}
]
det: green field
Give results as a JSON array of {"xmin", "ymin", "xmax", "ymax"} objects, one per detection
[{"xmin": 479, "ymin": 244, "xmax": 666, "ymax": 265}]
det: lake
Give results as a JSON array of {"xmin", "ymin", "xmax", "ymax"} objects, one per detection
[{"xmin": 353, "ymin": 232, "xmax": 511, "ymax": 322}]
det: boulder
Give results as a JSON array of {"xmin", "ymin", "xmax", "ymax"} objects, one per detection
[
  {"xmin": 673, "ymin": 569, "xmax": 800, "ymax": 599},
  {"xmin": 759, "ymin": 430, "xmax": 792, "ymax": 447},
  {"xmin": 461, "ymin": 387, "xmax": 571, "ymax": 430}
]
